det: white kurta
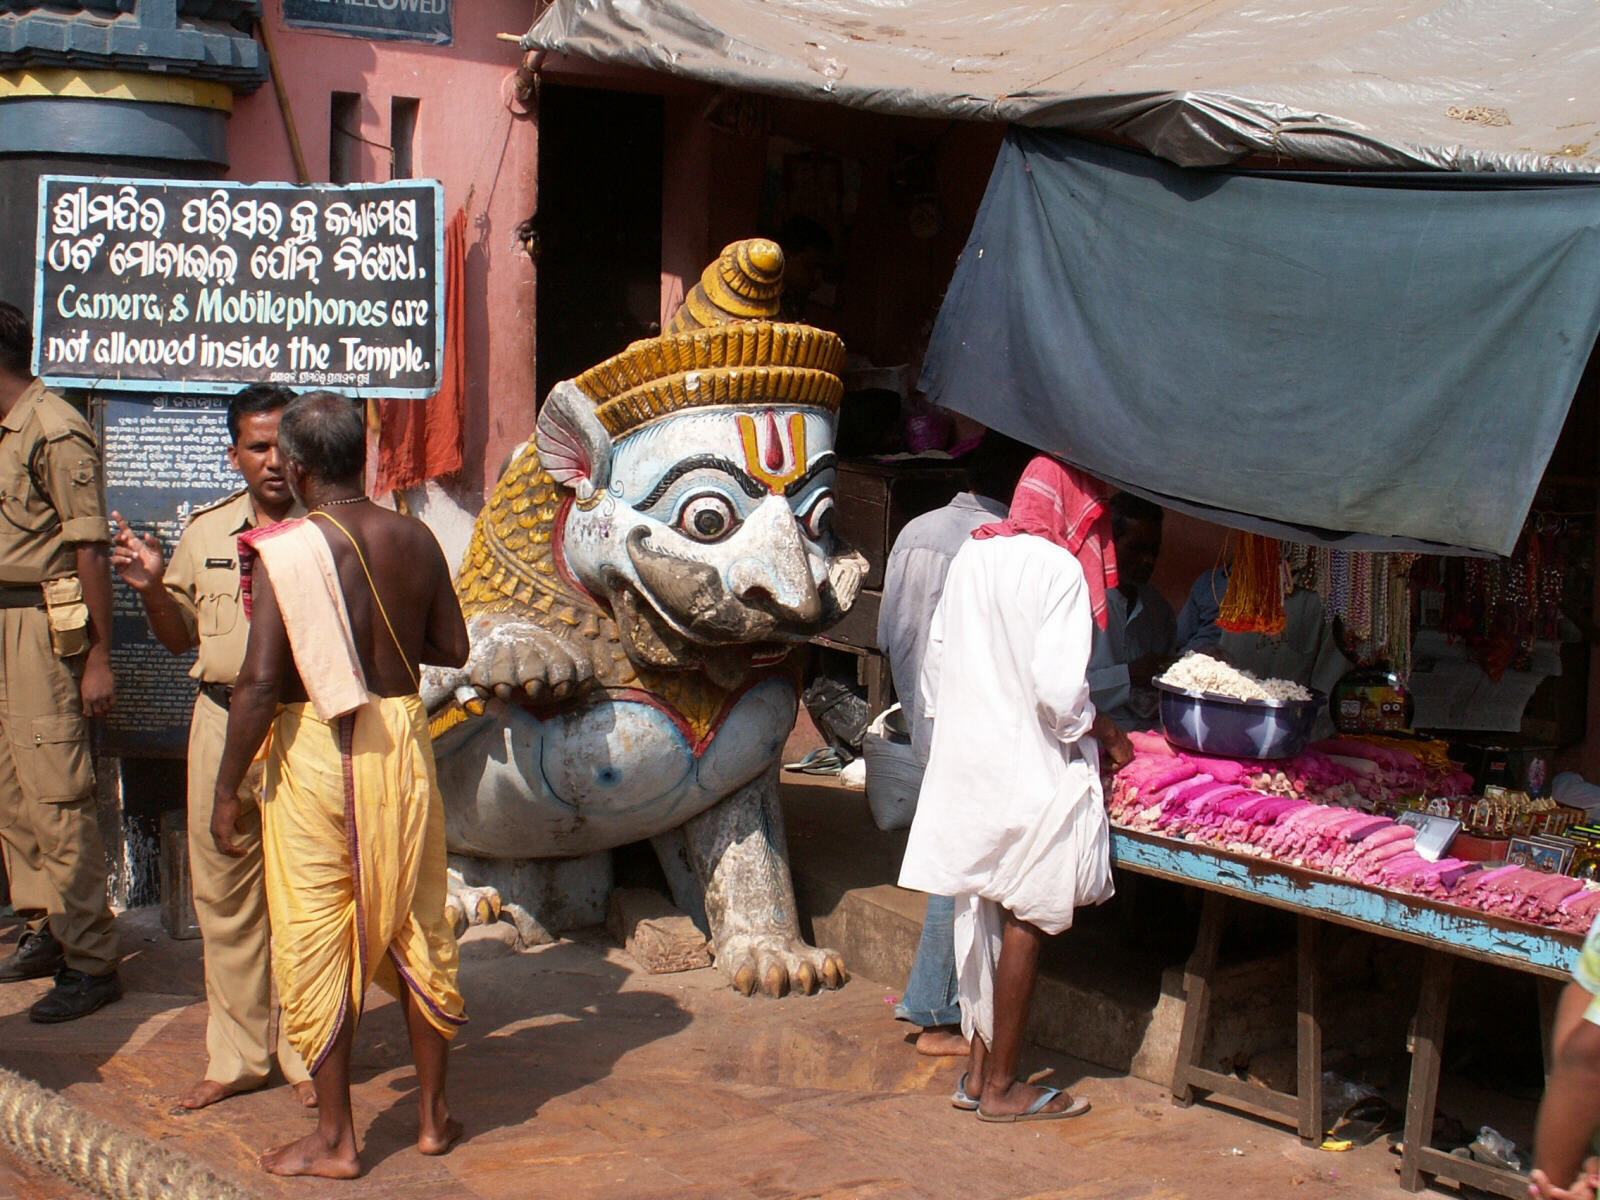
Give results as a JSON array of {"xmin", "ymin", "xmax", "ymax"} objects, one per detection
[{"xmin": 898, "ymin": 534, "xmax": 1114, "ymax": 1043}]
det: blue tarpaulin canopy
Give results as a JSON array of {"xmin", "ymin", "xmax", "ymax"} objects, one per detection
[{"xmin": 920, "ymin": 131, "xmax": 1600, "ymax": 555}]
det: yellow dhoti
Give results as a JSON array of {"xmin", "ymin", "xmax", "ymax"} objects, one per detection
[{"xmin": 261, "ymin": 694, "xmax": 464, "ymax": 1073}]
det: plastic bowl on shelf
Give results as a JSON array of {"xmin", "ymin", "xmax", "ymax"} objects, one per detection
[{"xmin": 1154, "ymin": 680, "xmax": 1324, "ymax": 761}]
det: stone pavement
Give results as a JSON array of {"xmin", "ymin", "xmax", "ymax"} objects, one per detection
[{"xmin": 0, "ymin": 908, "xmax": 1416, "ymax": 1200}]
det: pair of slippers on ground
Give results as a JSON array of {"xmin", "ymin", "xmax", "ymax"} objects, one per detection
[{"xmin": 950, "ymin": 1073, "xmax": 1092, "ymax": 1123}]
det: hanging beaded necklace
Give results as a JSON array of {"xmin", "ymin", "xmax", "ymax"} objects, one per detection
[{"xmin": 314, "ymin": 495, "xmax": 367, "ymax": 511}]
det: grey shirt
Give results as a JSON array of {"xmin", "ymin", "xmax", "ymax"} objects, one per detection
[
  {"xmin": 1088, "ymin": 582, "xmax": 1177, "ymax": 730},
  {"xmin": 877, "ymin": 492, "xmax": 1008, "ymax": 764}
]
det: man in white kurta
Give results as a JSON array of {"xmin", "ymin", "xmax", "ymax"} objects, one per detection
[{"xmin": 900, "ymin": 457, "xmax": 1126, "ymax": 1122}]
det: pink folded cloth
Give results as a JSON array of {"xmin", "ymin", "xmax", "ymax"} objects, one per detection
[
  {"xmin": 1520, "ymin": 877, "xmax": 1585, "ymax": 917},
  {"xmin": 1179, "ymin": 754, "xmax": 1255, "ymax": 785},
  {"xmin": 1128, "ymin": 731, "xmax": 1175, "ymax": 758},
  {"xmin": 1133, "ymin": 759, "xmax": 1199, "ymax": 795},
  {"xmin": 1374, "ymin": 851, "xmax": 1431, "ymax": 886},
  {"xmin": 1360, "ymin": 825, "xmax": 1414, "ymax": 851},
  {"xmin": 1456, "ymin": 864, "xmax": 1521, "ymax": 896},
  {"xmin": 1164, "ymin": 776, "xmax": 1220, "ymax": 806},
  {"xmin": 1487, "ymin": 868, "xmax": 1545, "ymax": 895},
  {"xmin": 1352, "ymin": 838, "xmax": 1415, "ymax": 868},
  {"xmin": 1238, "ymin": 796, "xmax": 1303, "ymax": 823},
  {"xmin": 1311, "ymin": 739, "xmax": 1424, "ymax": 773},
  {"xmin": 1559, "ymin": 890, "xmax": 1600, "ymax": 929},
  {"xmin": 1341, "ymin": 817, "xmax": 1393, "ymax": 843},
  {"xmin": 1112, "ymin": 756, "xmax": 1583, "ymax": 933},
  {"xmin": 1435, "ymin": 862, "xmax": 1477, "ymax": 891},
  {"xmin": 1561, "ymin": 886, "xmax": 1600, "ymax": 912},
  {"xmin": 1411, "ymin": 858, "xmax": 1471, "ymax": 894}
]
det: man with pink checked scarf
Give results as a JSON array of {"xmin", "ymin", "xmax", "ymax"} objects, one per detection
[{"xmin": 899, "ymin": 456, "xmax": 1132, "ymax": 1123}]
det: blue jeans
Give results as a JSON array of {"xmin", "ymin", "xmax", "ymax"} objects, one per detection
[{"xmin": 895, "ymin": 893, "xmax": 960, "ymax": 1028}]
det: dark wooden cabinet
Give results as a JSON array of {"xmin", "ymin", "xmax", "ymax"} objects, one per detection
[
  {"xmin": 814, "ymin": 460, "xmax": 971, "ymax": 719},
  {"xmin": 832, "ymin": 460, "xmax": 971, "ymax": 593}
]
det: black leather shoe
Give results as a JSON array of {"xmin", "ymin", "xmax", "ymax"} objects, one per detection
[
  {"xmin": 0, "ymin": 929, "xmax": 65, "ymax": 983},
  {"xmin": 28, "ymin": 969, "xmax": 122, "ymax": 1023}
]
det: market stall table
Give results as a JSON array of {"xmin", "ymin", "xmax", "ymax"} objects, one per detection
[{"xmin": 1111, "ymin": 825, "xmax": 1578, "ymax": 1197}]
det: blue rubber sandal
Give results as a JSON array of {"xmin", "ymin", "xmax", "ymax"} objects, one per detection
[
  {"xmin": 951, "ymin": 1072, "xmax": 979, "ymax": 1111},
  {"xmin": 783, "ymin": 747, "xmax": 846, "ymax": 775},
  {"xmin": 976, "ymin": 1086, "xmax": 1091, "ymax": 1123}
]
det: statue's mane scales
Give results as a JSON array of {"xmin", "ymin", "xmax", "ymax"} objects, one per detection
[
  {"xmin": 457, "ymin": 439, "xmax": 631, "ymax": 684},
  {"xmin": 454, "ymin": 439, "xmax": 795, "ymax": 740}
]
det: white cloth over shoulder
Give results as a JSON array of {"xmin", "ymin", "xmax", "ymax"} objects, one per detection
[
  {"xmin": 898, "ymin": 534, "xmax": 1114, "ymax": 1043},
  {"xmin": 247, "ymin": 518, "xmax": 372, "ymax": 721}
]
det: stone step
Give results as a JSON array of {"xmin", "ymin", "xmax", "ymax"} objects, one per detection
[{"xmin": 781, "ymin": 775, "xmax": 1189, "ymax": 1085}]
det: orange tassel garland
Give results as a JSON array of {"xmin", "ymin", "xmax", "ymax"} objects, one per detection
[{"xmin": 1217, "ymin": 532, "xmax": 1287, "ymax": 636}]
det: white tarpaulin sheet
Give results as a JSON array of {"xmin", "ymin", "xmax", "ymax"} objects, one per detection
[{"xmin": 524, "ymin": 0, "xmax": 1600, "ymax": 173}]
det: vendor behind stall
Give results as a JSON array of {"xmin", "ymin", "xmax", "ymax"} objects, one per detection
[
  {"xmin": 1087, "ymin": 494, "xmax": 1175, "ymax": 730},
  {"xmin": 1177, "ymin": 545, "xmax": 1349, "ymax": 700},
  {"xmin": 1175, "ymin": 564, "xmax": 1228, "ymax": 653},
  {"xmin": 1222, "ymin": 586, "xmax": 1349, "ymax": 700}
]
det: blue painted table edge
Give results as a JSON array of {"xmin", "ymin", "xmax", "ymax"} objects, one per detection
[{"xmin": 1111, "ymin": 826, "xmax": 1580, "ymax": 979}]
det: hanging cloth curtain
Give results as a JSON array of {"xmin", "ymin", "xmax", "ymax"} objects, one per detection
[
  {"xmin": 920, "ymin": 130, "xmax": 1600, "ymax": 556},
  {"xmin": 374, "ymin": 206, "xmax": 467, "ymax": 495}
]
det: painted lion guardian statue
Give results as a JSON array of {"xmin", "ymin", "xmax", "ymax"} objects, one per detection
[{"xmin": 425, "ymin": 239, "xmax": 866, "ymax": 996}]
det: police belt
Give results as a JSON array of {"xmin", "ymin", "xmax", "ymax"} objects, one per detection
[
  {"xmin": 199, "ymin": 681, "xmax": 234, "ymax": 709},
  {"xmin": 0, "ymin": 585, "xmax": 43, "ymax": 609}
]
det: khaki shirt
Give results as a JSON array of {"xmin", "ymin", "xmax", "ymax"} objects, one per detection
[
  {"xmin": 163, "ymin": 489, "xmax": 304, "ymax": 684},
  {"xmin": 0, "ymin": 379, "xmax": 107, "ymax": 584}
]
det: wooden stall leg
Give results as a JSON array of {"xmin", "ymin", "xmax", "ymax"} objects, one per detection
[
  {"xmin": 1296, "ymin": 915, "xmax": 1324, "ymax": 1147},
  {"xmin": 1400, "ymin": 952, "xmax": 1454, "ymax": 1192},
  {"xmin": 1171, "ymin": 890, "xmax": 1227, "ymax": 1107}
]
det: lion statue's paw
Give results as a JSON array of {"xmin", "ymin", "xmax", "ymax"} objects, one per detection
[{"xmin": 715, "ymin": 933, "xmax": 848, "ymax": 998}]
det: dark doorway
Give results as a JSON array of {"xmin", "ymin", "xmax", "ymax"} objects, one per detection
[{"xmin": 534, "ymin": 85, "xmax": 664, "ymax": 405}]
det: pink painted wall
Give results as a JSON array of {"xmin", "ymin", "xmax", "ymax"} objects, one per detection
[{"xmin": 228, "ymin": 0, "xmax": 546, "ymax": 499}]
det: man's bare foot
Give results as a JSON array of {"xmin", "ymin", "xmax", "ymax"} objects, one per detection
[
  {"xmin": 418, "ymin": 1115, "xmax": 463, "ymax": 1157},
  {"xmin": 178, "ymin": 1079, "xmax": 244, "ymax": 1110},
  {"xmin": 259, "ymin": 1131, "xmax": 360, "ymax": 1179},
  {"xmin": 914, "ymin": 1027, "xmax": 971, "ymax": 1057},
  {"xmin": 292, "ymin": 1081, "xmax": 319, "ymax": 1108},
  {"xmin": 975, "ymin": 1079, "xmax": 1080, "ymax": 1119}
]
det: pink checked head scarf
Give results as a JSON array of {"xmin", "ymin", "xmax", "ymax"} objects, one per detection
[{"xmin": 972, "ymin": 456, "xmax": 1119, "ymax": 630}]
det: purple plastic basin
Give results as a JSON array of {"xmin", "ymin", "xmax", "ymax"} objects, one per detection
[{"xmin": 1155, "ymin": 680, "xmax": 1323, "ymax": 761}]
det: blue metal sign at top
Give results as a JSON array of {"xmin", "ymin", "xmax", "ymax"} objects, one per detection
[{"xmin": 282, "ymin": 0, "xmax": 452, "ymax": 46}]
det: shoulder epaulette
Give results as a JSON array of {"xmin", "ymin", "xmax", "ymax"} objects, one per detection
[
  {"xmin": 187, "ymin": 488, "xmax": 249, "ymax": 521},
  {"xmin": 31, "ymin": 391, "xmax": 95, "ymax": 445}
]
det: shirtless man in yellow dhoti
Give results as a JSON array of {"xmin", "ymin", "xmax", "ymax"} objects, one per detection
[{"xmin": 212, "ymin": 391, "xmax": 470, "ymax": 1178}]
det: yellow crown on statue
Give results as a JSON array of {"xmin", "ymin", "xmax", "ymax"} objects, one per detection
[{"xmin": 571, "ymin": 238, "xmax": 845, "ymax": 438}]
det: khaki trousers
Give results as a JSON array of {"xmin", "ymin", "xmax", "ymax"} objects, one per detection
[
  {"xmin": 0, "ymin": 606, "xmax": 117, "ymax": 974},
  {"xmin": 3, "ymin": 833, "xmax": 55, "ymax": 934},
  {"xmin": 189, "ymin": 693, "xmax": 308, "ymax": 1088}
]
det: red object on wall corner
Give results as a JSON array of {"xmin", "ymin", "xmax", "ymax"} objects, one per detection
[{"xmin": 374, "ymin": 206, "xmax": 466, "ymax": 494}]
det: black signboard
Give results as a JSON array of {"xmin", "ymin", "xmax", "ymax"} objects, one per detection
[
  {"xmin": 34, "ymin": 177, "xmax": 444, "ymax": 398},
  {"xmin": 282, "ymin": 0, "xmax": 452, "ymax": 45},
  {"xmin": 100, "ymin": 395, "xmax": 238, "ymax": 756}
]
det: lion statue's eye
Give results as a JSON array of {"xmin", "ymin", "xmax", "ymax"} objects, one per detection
[
  {"xmin": 802, "ymin": 494, "xmax": 834, "ymax": 542},
  {"xmin": 678, "ymin": 493, "xmax": 739, "ymax": 542}
]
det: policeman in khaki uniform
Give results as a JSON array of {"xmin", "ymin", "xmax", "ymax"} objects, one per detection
[
  {"xmin": 112, "ymin": 384, "xmax": 313, "ymax": 1109},
  {"xmin": 0, "ymin": 302, "xmax": 121, "ymax": 1023}
]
